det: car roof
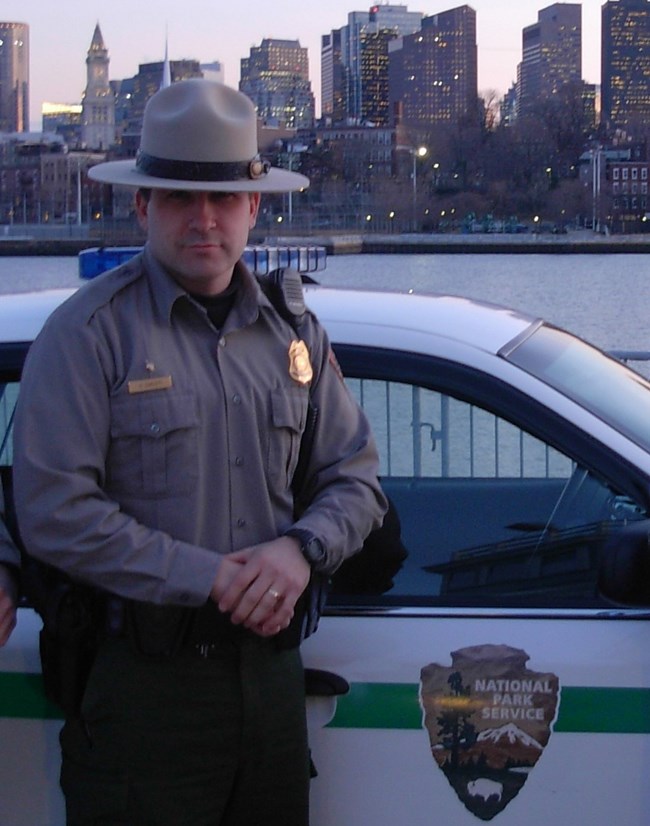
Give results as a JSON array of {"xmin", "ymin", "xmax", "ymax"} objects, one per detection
[
  {"xmin": 304, "ymin": 285, "xmax": 538, "ymax": 356},
  {"xmin": 0, "ymin": 285, "xmax": 539, "ymax": 356},
  {"xmin": 0, "ymin": 288, "xmax": 78, "ymax": 343}
]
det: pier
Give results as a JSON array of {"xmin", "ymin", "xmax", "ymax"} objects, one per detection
[{"xmin": 2, "ymin": 230, "xmax": 650, "ymax": 257}]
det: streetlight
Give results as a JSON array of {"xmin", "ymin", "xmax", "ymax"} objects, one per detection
[
  {"xmin": 285, "ymin": 141, "xmax": 307, "ymax": 226},
  {"xmin": 432, "ymin": 162, "xmax": 440, "ymax": 189},
  {"xmin": 396, "ymin": 144, "xmax": 428, "ymax": 231},
  {"xmin": 591, "ymin": 147, "xmax": 603, "ymax": 233},
  {"xmin": 412, "ymin": 146, "xmax": 428, "ymax": 231}
]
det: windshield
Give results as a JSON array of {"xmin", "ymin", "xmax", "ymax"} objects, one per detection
[{"xmin": 503, "ymin": 324, "xmax": 650, "ymax": 454}]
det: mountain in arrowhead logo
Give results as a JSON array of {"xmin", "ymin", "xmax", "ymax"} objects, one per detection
[{"xmin": 420, "ymin": 644, "xmax": 560, "ymax": 821}]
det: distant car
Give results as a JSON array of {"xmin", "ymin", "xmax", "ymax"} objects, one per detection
[
  {"xmin": 505, "ymin": 222, "xmax": 529, "ymax": 233},
  {"xmin": 2, "ymin": 283, "xmax": 650, "ymax": 825}
]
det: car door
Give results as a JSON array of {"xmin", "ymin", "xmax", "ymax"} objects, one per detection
[
  {"xmin": 303, "ymin": 343, "xmax": 650, "ymax": 826},
  {"xmin": 0, "ymin": 347, "xmax": 69, "ymax": 826}
]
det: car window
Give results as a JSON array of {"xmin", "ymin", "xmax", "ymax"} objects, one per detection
[
  {"xmin": 0, "ymin": 381, "xmax": 18, "ymax": 466},
  {"xmin": 331, "ymin": 368, "xmax": 649, "ymax": 609},
  {"xmin": 505, "ymin": 323, "xmax": 650, "ymax": 454}
]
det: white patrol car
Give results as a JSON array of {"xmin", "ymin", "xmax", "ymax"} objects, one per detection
[{"xmin": 2, "ymin": 282, "xmax": 650, "ymax": 825}]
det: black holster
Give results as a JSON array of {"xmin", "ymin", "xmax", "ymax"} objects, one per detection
[{"xmin": 37, "ymin": 581, "xmax": 104, "ymax": 718}]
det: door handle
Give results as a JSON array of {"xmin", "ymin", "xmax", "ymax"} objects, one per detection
[{"xmin": 304, "ymin": 667, "xmax": 349, "ymax": 697}]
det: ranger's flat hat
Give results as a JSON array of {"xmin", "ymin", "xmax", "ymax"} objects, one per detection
[{"xmin": 89, "ymin": 79, "xmax": 309, "ymax": 193}]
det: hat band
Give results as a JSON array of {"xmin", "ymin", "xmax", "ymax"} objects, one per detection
[{"xmin": 135, "ymin": 151, "xmax": 270, "ymax": 182}]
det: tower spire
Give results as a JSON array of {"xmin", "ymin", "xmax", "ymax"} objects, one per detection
[
  {"xmin": 161, "ymin": 28, "xmax": 171, "ymax": 89},
  {"xmin": 81, "ymin": 22, "xmax": 115, "ymax": 150},
  {"xmin": 89, "ymin": 22, "xmax": 106, "ymax": 53}
]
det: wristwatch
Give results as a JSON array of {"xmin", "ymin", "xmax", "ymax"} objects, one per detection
[{"xmin": 285, "ymin": 529, "xmax": 326, "ymax": 568}]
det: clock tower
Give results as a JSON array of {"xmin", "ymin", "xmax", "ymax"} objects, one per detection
[{"xmin": 81, "ymin": 23, "xmax": 115, "ymax": 150}]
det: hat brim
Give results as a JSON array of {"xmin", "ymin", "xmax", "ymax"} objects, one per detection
[{"xmin": 88, "ymin": 160, "xmax": 309, "ymax": 193}]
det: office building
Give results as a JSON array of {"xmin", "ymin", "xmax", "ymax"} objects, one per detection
[
  {"xmin": 0, "ymin": 131, "xmax": 67, "ymax": 223},
  {"xmin": 388, "ymin": 5, "xmax": 477, "ymax": 128},
  {"xmin": 321, "ymin": 30, "xmax": 346, "ymax": 125},
  {"xmin": 517, "ymin": 4, "xmax": 582, "ymax": 116},
  {"xmin": 360, "ymin": 28, "xmax": 399, "ymax": 125},
  {"xmin": 81, "ymin": 24, "xmax": 116, "ymax": 150},
  {"xmin": 240, "ymin": 39, "xmax": 314, "ymax": 129},
  {"xmin": 602, "ymin": 0, "xmax": 650, "ymax": 134},
  {"xmin": 42, "ymin": 103, "xmax": 83, "ymax": 147},
  {"xmin": 39, "ymin": 148, "xmax": 106, "ymax": 224},
  {"xmin": 327, "ymin": 5, "xmax": 422, "ymax": 125},
  {"xmin": 0, "ymin": 22, "xmax": 29, "ymax": 132},
  {"xmin": 500, "ymin": 84, "xmax": 518, "ymax": 127}
]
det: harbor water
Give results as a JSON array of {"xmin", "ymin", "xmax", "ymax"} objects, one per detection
[{"xmin": 0, "ymin": 251, "xmax": 648, "ymax": 354}]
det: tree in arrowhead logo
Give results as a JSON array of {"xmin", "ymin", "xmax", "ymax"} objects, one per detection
[{"xmin": 420, "ymin": 644, "xmax": 559, "ymax": 821}]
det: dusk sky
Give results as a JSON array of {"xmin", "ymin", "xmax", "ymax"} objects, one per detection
[{"xmin": 3, "ymin": 0, "xmax": 605, "ymax": 129}]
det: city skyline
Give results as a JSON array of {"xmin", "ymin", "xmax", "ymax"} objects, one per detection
[{"xmin": 4, "ymin": 0, "xmax": 606, "ymax": 129}]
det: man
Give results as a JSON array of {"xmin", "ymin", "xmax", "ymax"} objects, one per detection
[{"xmin": 13, "ymin": 79, "xmax": 386, "ymax": 825}]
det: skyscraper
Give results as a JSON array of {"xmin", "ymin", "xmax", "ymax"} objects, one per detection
[
  {"xmin": 81, "ymin": 24, "xmax": 115, "ymax": 150},
  {"xmin": 360, "ymin": 28, "xmax": 399, "ymax": 125},
  {"xmin": 324, "ymin": 5, "xmax": 422, "ymax": 126},
  {"xmin": 602, "ymin": 0, "xmax": 650, "ymax": 134},
  {"xmin": 240, "ymin": 39, "xmax": 314, "ymax": 129},
  {"xmin": 388, "ymin": 5, "xmax": 477, "ymax": 128},
  {"xmin": 517, "ymin": 4, "xmax": 582, "ymax": 117},
  {"xmin": 0, "ymin": 22, "xmax": 29, "ymax": 132},
  {"xmin": 321, "ymin": 30, "xmax": 346, "ymax": 125}
]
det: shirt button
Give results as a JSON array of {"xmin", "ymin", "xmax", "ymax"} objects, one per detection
[
  {"xmin": 237, "ymin": 518, "xmax": 246, "ymax": 528},
  {"xmin": 234, "ymin": 456, "xmax": 244, "ymax": 467},
  {"xmin": 232, "ymin": 394, "xmax": 241, "ymax": 405},
  {"xmin": 150, "ymin": 423, "xmax": 161, "ymax": 434},
  {"xmin": 219, "ymin": 338, "xmax": 227, "ymax": 348}
]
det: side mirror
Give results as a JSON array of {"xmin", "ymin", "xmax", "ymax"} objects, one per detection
[{"xmin": 599, "ymin": 520, "xmax": 650, "ymax": 607}]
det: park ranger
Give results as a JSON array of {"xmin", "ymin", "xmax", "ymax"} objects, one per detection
[{"xmin": 13, "ymin": 79, "xmax": 386, "ymax": 826}]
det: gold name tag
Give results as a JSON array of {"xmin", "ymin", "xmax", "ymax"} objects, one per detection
[{"xmin": 128, "ymin": 376, "xmax": 173, "ymax": 394}]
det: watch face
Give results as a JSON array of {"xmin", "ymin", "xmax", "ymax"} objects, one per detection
[{"xmin": 303, "ymin": 537, "xmax": 325, "ymax": 565}]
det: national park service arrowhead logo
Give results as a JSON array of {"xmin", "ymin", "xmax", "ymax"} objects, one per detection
[{"xmin": 420, "ymin": 644, "xmax": 559, "ymax": 821}]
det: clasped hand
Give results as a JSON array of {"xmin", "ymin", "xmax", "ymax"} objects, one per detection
[{"xmin": 210, "ymin": 536, "xmax": 311, "ymax": 638}]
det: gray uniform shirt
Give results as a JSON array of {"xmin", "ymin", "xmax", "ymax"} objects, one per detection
[{"xmin": 13, "ymin": 247, "xmax": 386, "ymax": 606}]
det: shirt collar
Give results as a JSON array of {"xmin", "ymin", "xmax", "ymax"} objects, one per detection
[
  {"xmin": 142, "ymin": 243, "xmax": 268, "ymax": 330},
  {"xmin": 143, "ymin": 245, "xmax": 188, "ymax": 325}
]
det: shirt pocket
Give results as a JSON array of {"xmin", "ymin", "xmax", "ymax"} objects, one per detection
[
  {"xmin": 267, "ymin": 387, "xmax": 309, "ymax": 490},
  {"xmin": 107, "ymin": 391, "xmax": 200, "ymax": 498}
]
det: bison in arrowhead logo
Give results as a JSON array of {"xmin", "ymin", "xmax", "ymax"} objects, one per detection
[{"xmin": 420, "ymin": 644, "xmax": 560, "ymax": 821}]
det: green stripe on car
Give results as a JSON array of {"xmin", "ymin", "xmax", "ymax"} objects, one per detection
[
  {"xmin": 2, "ymin": 674, "xmax": 650, "ymax": 734},
  {"xmin": 0, "ymin": 673, "xmax": 60, "ymax": 720},
  {"xmin": 329, "ymin": 682, "xmax": 650, "ymax": 734}
]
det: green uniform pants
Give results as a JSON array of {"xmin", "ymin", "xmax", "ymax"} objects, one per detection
[{"xmin": 59, "ymin": 631, "xmax": 310, "ymax": 826}]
